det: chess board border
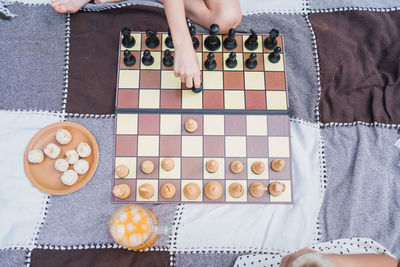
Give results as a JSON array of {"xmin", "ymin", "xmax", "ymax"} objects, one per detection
[{"xmin": 112, "ymin": 30, "xmax": 293, "ymax": 205}]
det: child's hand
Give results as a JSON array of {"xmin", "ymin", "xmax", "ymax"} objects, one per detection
[{"xmin": 174, "ymin": 44, "xmax": 201, "ymax": 89}]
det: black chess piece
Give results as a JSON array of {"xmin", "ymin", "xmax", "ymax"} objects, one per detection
[
  {"xmin": 121, "ymin": 27, "xmax": 135, "ymax": 48},
  {"xmin": 268, "ymin": 47, "xmax": 281, "ymax": 63},
  {"xmin": 163, "ymin": 49, "xmax": 174, "ymax": 67},
  {"xmin": 165, "ymin": 28, "xmax": 174, "ymax": 49},
  {"xmin": 142, "ymin": 50, "xmax": 154, "ymax": 66},
  {"xmin": 223, "ymin": 28, "xmax": 237, "ymax": 50},
  {"xmin": 192, "ymin": 83, "xmax": 203, "ymax": 93},
  {"xmin": 204, "ymin": 52, "xmax": 217, "ymax": 70},
  {"xmin": 123, "ymin": 50, "xmax": 136, "ymax": 67},
  {"xmin": 204, "ymin": 24, "xmax": 221, "ymax": 51},
  {"xmin": 189, "ymin": 25, "xmax": 200, "ymax": 50},
  {"xmin": 244, "ymin": 29, "xmax": 258, "ymax": 51},
  {"xmin": 245, "ymin": 53, "xmax": 257, "ymax": 69},
  {"xmin": 225, "ymin": 52, "xmax": 237, "ymax": 68},
  {"xmin": 145, "ymin": 29, "xmax": 160, "ymax": 49},
  {"xmin": 264, "ymin": 29, "xmax": 279, "ymax": 50}
]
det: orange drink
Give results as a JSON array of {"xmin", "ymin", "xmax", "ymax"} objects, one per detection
[{"xmin": 109, "ymin": 205, "xmax": 171, "ymax": 250}]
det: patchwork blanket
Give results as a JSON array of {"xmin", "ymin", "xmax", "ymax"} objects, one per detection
[{"xmin": 0, "ymin": 1, "xmax": 399, "ymax": 266}]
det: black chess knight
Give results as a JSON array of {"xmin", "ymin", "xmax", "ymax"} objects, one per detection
[{"xmin": 245, "ymin": 29, "xmax": 258, "ymax": 51}]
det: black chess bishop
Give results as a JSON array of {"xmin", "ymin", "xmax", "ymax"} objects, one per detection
[{"xmin": 223, "ymin": 28, "xmax": 237, "ymax": 50}]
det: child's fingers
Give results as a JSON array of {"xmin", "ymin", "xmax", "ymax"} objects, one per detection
[
  {"xmin": 279, "ymin": 255, "xmax": 290, "ymax": 267},
  {"xmin": 174, "ymin": 70, "xmax": 180, "ymax": 78},
  {"xmin": 180, "ymin": 74, "xmax": 186, "ymax": 84},
  {"xmin": 193, "ymin": 72, "xmax": 201, "ymax": 89},
  {"xmin": 185, "ymin": 76, "xmax": 193, "ymax": 88}
]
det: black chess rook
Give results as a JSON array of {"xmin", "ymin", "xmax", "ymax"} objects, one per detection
[
  {"xmin": 225, "ymin": 52, "xmax": 237, "ymax": 68},
  {"xmin": 204, "ymin": 24, "xmax": 221, "ymax": 51},
  {"xmin": 145, "ymin": 29, "xmax": 160, "ymax": 49},
  {"xmin": 264, "ymin": 29, "xmax": 279, "ymax": 50},
  {"xmin": 245, "ymin": 53, "xmax": 257, "ymax": 69},
  {"xmin": 163, "ymin": 49, "xmax": 174, "ymax": 67},
  {"xmin": 142, "ymin": 49, "xmax": 154, "ymax": 66},
  {"xmin": 244, "ymin": 29, "xmax": 258, "ymax": 51},
  {"xmin": 189, "ymin": 25, "xmax": 200, "ymax": 50},
  {"xmin": 268, "ymin": 47, "xmax": 281, "ymax": 63},
  {"xmin": 165, "ymin": 28, "xmax": 174, "ymax": 49},
  {"xmin": 121, "ymin": 27, "xmax": 135, "ymax": 48},
  {"xmin": 205, "ymin": 52, "xmax": 217, "ymax": 70},
  {"xmin": 123, "ymin": 50, "xmax": 136, "ymax": 67},
  {"xmin": 223, "ymin": 28, "xmax": 237, "ymax": 50}
]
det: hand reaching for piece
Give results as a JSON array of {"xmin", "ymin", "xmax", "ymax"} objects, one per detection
[{"xmin": 174, "ymin": 44, "xmax": 201, "ymax": 89}]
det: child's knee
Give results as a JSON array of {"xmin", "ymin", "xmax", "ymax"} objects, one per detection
[{"xmin": 213, "ymin": 7, "xmax": 242, "ymax": 33}]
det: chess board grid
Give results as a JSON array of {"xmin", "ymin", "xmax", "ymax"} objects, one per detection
[
  {"xmin": 112, "ymin": 113, "xmax": 293, "ymax": 204},
  {"xmin": 115, "ymin": 32, "xmax": 289, "ymax": 114},
  {"xmin": 113, "ymin": 31, "xmax": 293, "ymax": 204}
]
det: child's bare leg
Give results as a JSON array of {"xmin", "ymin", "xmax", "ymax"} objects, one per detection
[
  {"xmin": 94, "ymin": 0, "xmax": 122, "ymax": 4},
  {"xmin": 189, "ymin": 0, "xmax": 242, "ymax": 33},
  {"xmin": 51, "ymin": 0, "xmax": 122, "ymax": 13},
  {"xmin": 158, "ymin": 0, "xmax": 242, "ymax": 34},
  {"xmin": 51, "ymin": 0, "xmax": 91, "ymax": 13}
]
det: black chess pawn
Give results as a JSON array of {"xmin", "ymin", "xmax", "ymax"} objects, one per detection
[
  {"xmin": 189, "ymin": 25, "xmax": 200, "ymax": 50},
  {"xmin": 121, "ymin": 27, "xmax": 135, "ymax": 48},
  {"xmin": 204, "ymin": 52, "xmax": 217, "ymax": 70},
  {"xmin": 163, "ymin": 49, "xmax": 174, "ymax": 67},
  {"xmin": 223, "ymin": 28, "xmax": 237, "ymax": 50},
  {"xmin": 142, "ymin": 49, "xmax": 154, "ymax": 66},
  {"xmin": 245, "ymin": 53, "xmax": 257, "ymax": 69},
  {"xmin": 204, "ymin": 24, "xmax": 221, "ymax": 51},
  {"xmin": 145, "ymin": 29, "xmax": 160, "ymax": 49},
  {"xmin": 244, "ymin": 29, "xmax": 258, "ymax": 51},
  {"xmin": 225, "ymin": 52, "xmax": 237, "ymax": 68},
  {"xmin": 268, "ymin": 47, "xmax": 281, "ymax": 63},
  {"xmin": 123, "ymin": 50, "xmax": 136, "ymax": 67},
  {"xmin": 192, "ymin": 83, "xmax": 203, "ymax": 93},
  {"xmin": 165, "ymin": 28, "xmax": 174, "ymax": 49},
  {"xmin": 264, "ymin": 29, "xmax": 279, "ymax": 50}
]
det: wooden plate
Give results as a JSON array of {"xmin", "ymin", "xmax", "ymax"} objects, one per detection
[{"xmin": 24, "ymin": 122, "xmax": 99, "ymax": 195}]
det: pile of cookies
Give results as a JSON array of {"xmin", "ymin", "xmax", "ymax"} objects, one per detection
[{"xmin": 27, "ymin": 128, "xmax": 92, "ymax": 186}]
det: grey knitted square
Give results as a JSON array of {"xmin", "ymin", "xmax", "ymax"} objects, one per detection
[
  {"xmin": 0, "ymin": 249, "xmax": 26, "ymax": 267},
  {"xmin": 309, "ymin": 0, "xmax": 400, "ymax": 10},
  {"xmin": 320, "ymin": 125, "xmax": 400, "ymax": 258},
  {"xmin": 175, "ymin": 252, "xmax": 241, "ymax": 267},
  {"xmin": 0, "ymin": 4, "xmax": 65, "ymax": 112}
]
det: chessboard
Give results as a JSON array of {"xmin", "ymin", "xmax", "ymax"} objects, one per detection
[{"xmin": 112, "ymin": 26, "xmax": 293, "ymax": 204}]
